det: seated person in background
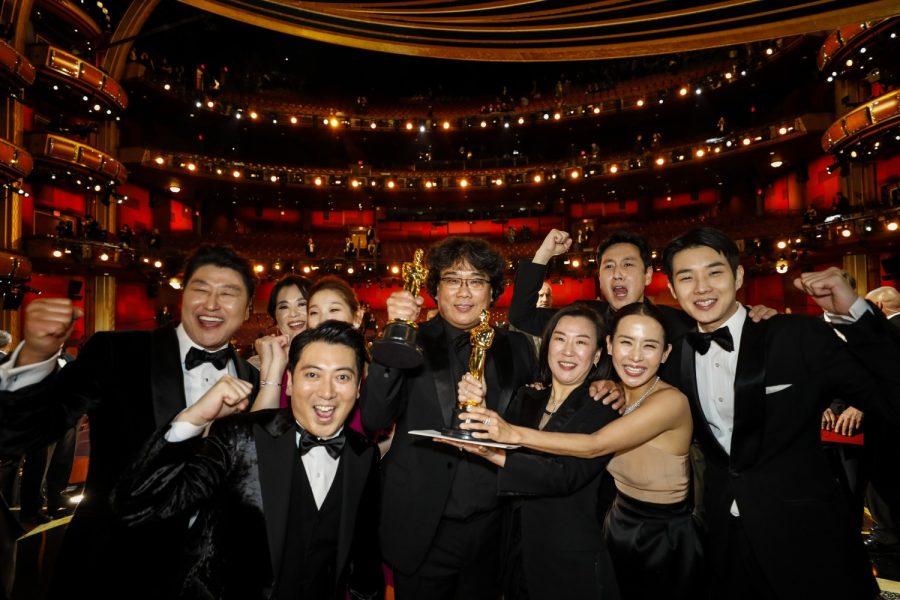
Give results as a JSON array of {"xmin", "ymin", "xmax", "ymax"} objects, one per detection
[{"xmin": 113, "ymin": 322, "xmax": 383, "ymax": 600}]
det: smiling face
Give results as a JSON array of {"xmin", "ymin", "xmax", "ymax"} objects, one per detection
[
  {"xmin": 181, "ymin": 265, "xmax": 251, "ymax": 350},
  {"xmin": 547, "ymin": 315, "xmax": 602, "ymax": 389},
  {"xmin": 274, "ymin": 285, "xmax": 308, "ymax": 339},
  {"xmin": 290, "ymin": 341, "xmax": 359, "ymax": 438},
  {"xmin": 608, "ymin": 315, "xmax": 670, "ymax": 389},
  {"xmin": 436, "ymin": 260, "xmax": 492, "ymax": 331},
  {"xmin": 307, "ymin": 289, "xmax": 361, "ymax": 329},
  {"xmin": 598, "ymin": 243, "xmax": 654, "ymax": 311},
  {"xmin": 667, "ymin": 245, "xmax": 744, "ymax": 332}
]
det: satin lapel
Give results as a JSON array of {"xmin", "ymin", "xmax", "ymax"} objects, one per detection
[
  {"xmin": 255, "ymin": 410, "xmax": 296, "ymax": 579},
  {"xmin": 420, "ymin": 320, "xmax": 456, "ymax": 427},
  {"xmin": 730, "ymin": 317, "xmax": 768, "ymax": 471},
  {"xmin": 490, "ymin": 332, "xmax": 516, "ymax": 416},
  {"xmin": 150, "ymin": 327, "xmax": 188, "ymax": 428},
  {"xmin": 543, "ymin": 383, "xmax": 591, "ymax": 433},
  {"xmin": 678, "ymin": 338, "xmax": 727, "ymax": 463},
  {"xmin": 233, "ymin": 353, "xmax": 260, "ymax": 392},
  {"xmin": 515, "ymin": 388, "xmax": 548, "ymax": 429},
  {"xmin": 335, "ymin": 442, "xmax": 369, "ymax": 582}
]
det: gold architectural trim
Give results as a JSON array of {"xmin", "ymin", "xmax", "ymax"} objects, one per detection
[
  {"xmin": 23, "ymin": 132, "xmax": 127, "ymax": 184},
  {"xmin": 821, "ymin": 89, "xmax": 900, "ymax": 152},
  {"xmin": 27, "ymin": 44, "xmax": 128, "ymax": 111},
  {"xmin": 0, "ymin": 38, "xmax": 36, "ymax": 87},
  {"xmin": 0, "ymin": 137, "xmax": 34, "ymax": 181}
]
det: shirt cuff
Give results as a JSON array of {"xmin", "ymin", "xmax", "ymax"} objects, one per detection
[
  {"xmin": 824, "ymin": 296, "xmax": 871, "ymax": 325},
  {"xmin": 0, "ymin": 342, "xmax": 61, "ymax": 391},
  {"xmin": 165, "ymin": 418, "xmax": 207, "ymax": 442}
]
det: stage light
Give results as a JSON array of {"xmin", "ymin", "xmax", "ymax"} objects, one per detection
[
  {"xmin": 569, "ymin": 169, "xmax": 580, "ymax": 180},
  {"xmin": 391, "ymin": 265, "xmax": 400, "ymax": 274},
  {"xmin": 696, "ymin": 149, "xmax": 705, "ymax": 158},
  {"xmin": 517, "ymin": 117, "xmax": 525, "ymax": 125},
  {"xmin": 679, "ymin": 87, "xmax": 688, "ymax": 96},
  {"xmin": 100, "ymin": 252, "xmax": 109, "ymax": 262},
  {"xmin": 249, "ymin": 111, "xmax": 258, "ymax": 120},
  {"xmin": 533, "ymin": 174, "xmax": 543, "ymax": 183},
  {"xmin": 443, "ymin": 121, "xmax": 450, "ymax": 130},
  {"xmin": 232, "ymin": 170, "xmax": 241, "ymax": 178},
  {"xmin": 419, "ymin": 125, "xmax": 426, "ymax": 133},
  {"xmin": 405, "ymin": 122, "xmax": 414, "ymax": 130},
  {"xmin": 888, "ymin": 221, "xmax": 898, "ymax": 232},
  {"xmin": 254, "ymin": 264, "xmax": 265, "ymax": 273},
  {"xmin": 778, "ymin": 126, "xmax": 788, "ymax": 135},
  {"xmin": 480, "ymin": 121, "xmax": 487, "ymax": 128},
  {"xmin": 636, "ymin": 99, "xmax": 645, "ymax": 107},
  {"xmin": 609, "ymin": 164, "xmax": 619, "ymax": 174},
  {"xmin": 571, "ymin": 259, "xmax": 581, "ymax": 268},
  {"xmin": 187, "ymin": 163, "xmax": 196, "ymax": 171},
  {"xmin": 215, "ymin": 168, "xmax": 223, "ymax": 175},
  {"xmin": 425, "ymin": 181, "xmax": 434, "ymax": 189},
  {"xmin": 553, "ymin": 113, "xmax": 561, "ymax": 120},
  {"xmin": 766, "ymin": 48, "xmax": 774, "ymax": 55},
  {"xmin": 370, "ymin": 122, "xmax": 377, "ymax": 129},
  {"xmin": 542, "ymin": 113, "xmax": 550, "ymax": 120},
  {"xmin": 742, "ymin": 138, "xmax": 752, "ymax": 146},
  {"xmin": 459, "ymin": 179, "xmax": 469, "ymax": 188},
  {"xmin": 655, "ymin": 157, "xmax": 665, "ymax": 166},
  {"xmin": 163, "ymin": 83, "xmax": 171, "ymax": 91},
  {"xmin": 841, "ymin": 227, "xmax": 852, "ymax": 238},
  {"xmin": 207, "ymin": 101, "xmax": 214, "ymax": 108},
  {"xmin": 351, "ymin": 179, "xmax": 360, "ymax": 188},
  {"xmin": 329, "ymin": 118, "xmax": 338, "ymax": 128},
  {"xmin": 347, "ymin": 266, "xmax": 354, "ymax": 275},
  {"xmin": 387, "ymin": 180, "xmax": 395, "ymax": 189},
  {"xmin": 846, "ymin": 59, "xmax": 853, "ymax": 67},
  {"xmin": 153, "ymin": 260, "xmax": 163, "ymax": 268},
  {"xmin": 169, "ymin": 185, "xmax": 181, "ymax": 193},
  {"xmin": 270, "ymin": 175, "xmax": 278, "ymax": 182},
  {"xmin": 725, "ymin": 72, "xmax": 733, "ymax": 80},
  {"xmin": 776, "ymin": 240, "xmax": 787, "ymax": 249},
  {"xmin": 154, "ymin": 156, "xmax": 165, "ymax": 165},
  {"xmin": 770, "ymin": 153, "xmax": 783, "ymax": 168},
  {"xmin": 52, "ymin": 249, "xmax": 63, "ymax": 258},
  {"xmin": 593, "ymin": 107, "xmax": 601, "ymax": 114},
  {"xmin": 303, "ymin": 266, "xmax": 311, "ymax": 274}
]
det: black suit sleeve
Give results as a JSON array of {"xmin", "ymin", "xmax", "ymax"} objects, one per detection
[
  {"xmin": 497, "ymin": 401, "xmax": 617, "ymax": 497},
  {"xmin": 359, "ymin": 363, "xmax": 407, "ymax": 433},
  {"xmin": 508, "ymin": 261, "xmax": 560, "ymax": 337},
  {"xmin": 0, "ymin": 333, "xmax": 113, "ymax": 454},
  {"xmin": 347, "ymin": 450, "xmax": 385, "ymax": 600},
  {"xmin": 111, "ymin": 421, "xmax": 231, "ymax": 525}
]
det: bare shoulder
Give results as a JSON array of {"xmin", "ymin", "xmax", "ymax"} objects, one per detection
[{"xmin": 642, "ymin": 383, "xmax": 690, "ymax": 417}]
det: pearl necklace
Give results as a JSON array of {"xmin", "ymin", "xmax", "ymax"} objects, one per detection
[{"xmin": 622, "ymin": 376, "xmax": 661, "ymax": 416}]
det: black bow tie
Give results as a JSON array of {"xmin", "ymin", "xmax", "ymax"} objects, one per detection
[
  {"xmin": 297, "ymin": 426, "xmax": 345, "ymax": 459},
  {"xmin": 686, "ymin": 327, "xmax": 734, "ymax": 355},
  {"xmin": 184, "ymin": 346, "xmax": 235, "ymax": 371}
]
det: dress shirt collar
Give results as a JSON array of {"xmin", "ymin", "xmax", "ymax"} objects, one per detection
[
  {"xmin": 175, "ymin": 323, "xmax": 230, "ymax": 367},
  {"xmin": 696, "ymin": 303, "xmax": 747, "ymax": 355}
]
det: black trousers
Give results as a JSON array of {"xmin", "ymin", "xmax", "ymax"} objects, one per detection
[
  {"xmin": 715, "ymin": 516, "xmax": 779, "ymax": 600},
  {"xmin": 393, "ymin": 510, "xmax": 501, "ymax": 600}
]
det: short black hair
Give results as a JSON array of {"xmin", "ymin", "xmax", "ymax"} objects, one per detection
[
  {"xmin": 537, "ymin": 304, "xmax": 611, "ymax": 386},
  {"xmin": 662, "ymin": 227, "xmax": 740, "ymax": 282},
  {"xmin": 596, "ymin": 230, "xmax": 653, "ymax": 271},
  {"xmin": 288, "ymin": 320, "xmax": 368, "ymax": 378},
  {"xmin": 267, "ymin": 275, "xmax": 312, "ymax": 320},
  {"xmin": 425, "ymin": 237, "xmax": 506, "ymax": 304},
  {"xmin": 182, "ymin": 244, "xmax": 256, "ymax": 301},
  {"xmin": 609, "ymin": 301, "xmax": 670, "ymax": 349}
]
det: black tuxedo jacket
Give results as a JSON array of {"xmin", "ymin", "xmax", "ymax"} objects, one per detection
[
  {"xmin": 113, "ymin": 408, "xmax": 383, "ymax": 600},
  {"xmin": 0, "ymin": 326, "xmax": 259, "ymax": 599},
  {"xmin": 671, "ymin": 311, "xmax": 900, "ymax": 599},
  {"xmin": 509, "ymin": 260, "xmax": 692, "ymax": 340},
  {"xmin": 360, "ymin": 316, "xmax": 537, "ymax": 574},
  {"xmin": 497, "ymin": 384, "xmax": 621, "ymax": 600}
]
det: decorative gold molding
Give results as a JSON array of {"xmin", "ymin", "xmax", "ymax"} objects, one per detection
[
  {"xmin": 0, "ymin": 137, "xmax": 33, "ymax": 181},
  {"xmin": 821, "ymin": 90, "xmax": 900, "ymax": 152},
  {"xmin": 0, "ymin": 38, "xmax": 36, "ymax": 87},
  {"xmin": 28, "ymin": 44, "xmax": 128, "ymax": 112},
  {"xmin": 24, "ymin": 132, "xmax": 127, "ymax": 184}
]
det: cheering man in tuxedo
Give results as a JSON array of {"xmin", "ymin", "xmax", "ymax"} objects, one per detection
[
  {"xmin": 0, "ymin": 244, "xmax": 259, "ymax": 599},
  {"xmin": 361, "ymin": 237, "xmax": 537, "ymax": 599},
  {"xmin": 510, "ymin": 229, "xmax": 694, "ymax": 341},
  {"xmin": 114, "ymin": 321, "xmax": 383, "ymax": 600},
  {"xmin": 662, "ymin": 227, "xmax": 900, "ymax": 600}
]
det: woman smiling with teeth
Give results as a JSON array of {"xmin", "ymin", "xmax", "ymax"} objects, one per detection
[{"xmin": 463, "ymin": 302, "xmax": 703, "ymax": 600}]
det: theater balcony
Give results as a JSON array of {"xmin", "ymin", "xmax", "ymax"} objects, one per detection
[
  {"xmin": 0, "ymin": 38, "xmax": 36, "ymax": 98},
  {"xmin": 31, "ymin": 0, "xmax": 107, "ymax": 54},
  {"xmin": 23, "ymin": 132, "xmax": 127, "ymax": 189},
  {"xmin": 822, "ymin": 89, "xmax": 900, "ymax": 154},
  {"xmin": 0, "ymin": 137, "xmax": 34, "ymax": 183},
  {"xmin": 26, "ymin": 44, "xmax": 128, "ymax": 118}
]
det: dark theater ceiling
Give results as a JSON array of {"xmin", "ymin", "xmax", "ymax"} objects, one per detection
[{"xmin": 181, "ymin": 0, "xmax": 900, "ymax": 60}]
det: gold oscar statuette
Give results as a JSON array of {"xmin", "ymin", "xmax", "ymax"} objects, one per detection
[
  {"xmin": 443, "ymin": 309, "xmax": 494, "ymax": 440},
  {"xmin": 370, "ymin": 249, "xmax": 428, "ymax": 368}
]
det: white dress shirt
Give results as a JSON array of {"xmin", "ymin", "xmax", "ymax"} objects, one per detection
[
  {"xmin": 0, "ymin": 342, "xmax": 60, "ymax": 391},
  {"xmin": 176, "ymin": 324, "xmax": 236, "ymax": 408}
]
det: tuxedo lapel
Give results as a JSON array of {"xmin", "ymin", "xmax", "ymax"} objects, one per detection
[
  {"xmin": 730, "ymin": 317, "xmax": 768, "ymax": 471},
  {"xmin": 254, "ymin": 409, "xmax": 297, "ymax": 579},
  {"xmin": 150, "ymin": 327, "xmax": 188, "ymax": 428},
  {"xmin": 420, "ymin": 319, "xmax": 456, "ymax": 427},
  {"xmin": 543, "ymin": 383, "xmax": 591, "ymax": 432},
  {"xmin": 335, "ymin": 439, "xmax": 369, "ymax": 582},
  {"xmin": 490, "ymin": 332, "xmax": 516, "ymax": 416},
  {"xmin": 678, "ymin": 338, "xmax": 728, "ymax": 463}
]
